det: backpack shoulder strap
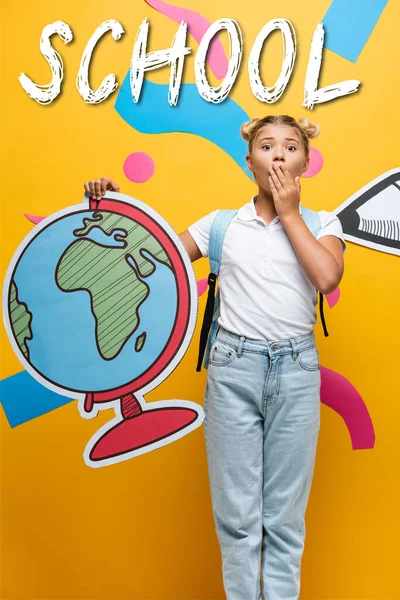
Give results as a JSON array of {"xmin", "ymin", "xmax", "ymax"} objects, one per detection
[
  {"xmin": 196, "ymin": 209, "xmax": 237, "ymax": 372},
  {"xmin": 300, "ymin": 206, "xmax": 329, "ymax": 338},
  {"xmin": 300, "ymin": 206, "xmax": 322, "ymax": 238},
  {"xmin": 209, "ymin": 209, "xmax": 238, "ymax": 274}
]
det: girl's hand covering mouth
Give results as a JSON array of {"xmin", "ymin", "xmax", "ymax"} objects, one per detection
[{"xmin": 268, "ymin": 163, "xmax": 301, "ymax": 221}]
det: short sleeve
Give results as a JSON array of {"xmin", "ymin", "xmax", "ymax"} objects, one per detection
[
  {"xmin": 317, "ymin": 210, "xmax": 347, "ymax": 253},
  {"xmin": 187, "ymin": 210, "xmax": 219, "ymax": 258}
]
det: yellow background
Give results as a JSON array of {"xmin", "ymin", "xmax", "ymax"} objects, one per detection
[{"xmin": 1, "ymin": 0, "xmax": 399, "ymax": 598}]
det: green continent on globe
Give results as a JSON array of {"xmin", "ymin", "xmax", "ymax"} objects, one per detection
[
  {"xmin": 55, "ymin": 211, "xmax": 172, "ymax": 360},
  {"xmin": 9, "ymin": 281, "xmax": 33, "ymax": 360}
]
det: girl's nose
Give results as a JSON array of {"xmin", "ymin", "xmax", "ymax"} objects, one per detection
[{"xmin": 273, "ymin": 149, "xmax": 285, "ymax": 161}]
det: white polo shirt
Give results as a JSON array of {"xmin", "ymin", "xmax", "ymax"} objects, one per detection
[{"xmin": 188, "ymin": 198, "xmax": 346, "ymax": 341}]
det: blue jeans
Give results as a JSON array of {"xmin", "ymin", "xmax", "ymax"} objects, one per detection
[{"xmin": 204, "ymin": 327, "xmax": 321, "ymax": 600}]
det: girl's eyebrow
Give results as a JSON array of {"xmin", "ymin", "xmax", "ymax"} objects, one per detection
[{"xmin": 259, "ymin": 136, "xmax": 299, "ymax": 143}]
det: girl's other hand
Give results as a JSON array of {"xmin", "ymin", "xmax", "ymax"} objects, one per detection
[{"xmin": 84, "ymin": 177, "xmax": 120, "ymax": 200}]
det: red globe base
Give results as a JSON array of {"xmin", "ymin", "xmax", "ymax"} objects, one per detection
[{"xmin": 89, "ymin": 407, "xmax": 199, "ymax": 461}]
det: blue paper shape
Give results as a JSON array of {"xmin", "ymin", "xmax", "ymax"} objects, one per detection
[
  {"xmin": 114, "ymin": 76, "xmax": 252, "ymax": 179},
  {"xmin": 323, "ymin": 0, "xmax": 388, "ymax": 62},
  {"xmin": 0, "ymin": 370, "xmax": 72, "ymax": 428}
]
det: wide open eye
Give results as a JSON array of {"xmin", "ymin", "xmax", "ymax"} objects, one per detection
[{"xmin": 334, "ymin": 168, "xmax": 400, "ymax": 256}]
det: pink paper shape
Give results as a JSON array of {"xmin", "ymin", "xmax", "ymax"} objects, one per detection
[
  {"xmin": 145, "ymin": 0, "xmax": 229, "ymax": 79},
  {"xmin": 302, "ymin": 147, "xmax": 323, "ymax": 178},
  {"xmin": 24, "ymin": 213, "xmax": 45, "ymax": 224},
  {"xmin": 123, "ymin": 152, "xmax": 155, "ymax": 183},
  {"xmin": 326, "ymin": 287, "xmax": 341, "ymax": 308},
  {"xmin": 320, "ymin": 366, "xmax": 375, "ymax": 449},
  {"xmin": 197, "ymin": 278, "xmax": 208, "ymax": 297}
]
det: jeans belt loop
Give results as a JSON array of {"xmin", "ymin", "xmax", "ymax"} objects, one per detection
[
  {"xmin": 237, "ymin": 336, "xmax": 245, "ymax": 358},
  {"xmin": 290, "ymin": 338, "xmax": 299, "ymax": 360}
]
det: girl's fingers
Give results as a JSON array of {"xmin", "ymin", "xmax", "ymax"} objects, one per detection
[
  {"xmin": 272, "ymin": 163, "xmax": 288, "ymax": 187},
  {"xmin": 269, "ymin": 166, "xmax": 284, "ymax": 190},
  {"xmin": 100, "ymin": 177, "xmax": 109, "ymax": 195},
  {"xmin": 89, "ymin": 181, "xmax": 96, "ymax": 197},
  {"xmin": 84, "ymin": 178, "xmax": 119, "ymax": 198},
  {"xmin": 94, "ymin": 180, "xmax": 102, "ymax": 199},
  {"xmin": 281, "ymin": 165, "xmax": 294, "ymax": 184},
  {"xmin": 269, "ymin": 176, "xmax": 278, "ymax": 198}
]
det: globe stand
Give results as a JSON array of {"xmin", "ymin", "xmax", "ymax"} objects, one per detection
[{"xmin": 86, "ymin": 392, "xmax": 200, "ymax": 462}]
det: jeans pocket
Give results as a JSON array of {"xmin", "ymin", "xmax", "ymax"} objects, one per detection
[
  {"xmin": 209, "ymin": 340, "xmax": 236, "ymax": 367},
  {"xmin": 297, "ymin": 345, "xmax": 320, "ymax": 371}
]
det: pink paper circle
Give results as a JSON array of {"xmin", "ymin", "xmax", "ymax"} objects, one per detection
[
  {"xmin": 123, "ymin": 152, "xmax": 155, "ymax": 183},
  {"xmin": 326, "ymin": 287, "xmax": 341, "ymax": 308},
  {"xmin": 302, "ymin": 147, "xmax": 323, "ymax": 178},
  {"xmin": 197, "ymin": 278, "xmax": 208, "ymax": 297}
]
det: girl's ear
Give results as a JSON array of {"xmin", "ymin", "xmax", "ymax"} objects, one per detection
[
  {"xmin": 301, "ymin": 158, "xmax": 309, "ymax": 175},
  {"xmin": 246, "ymin": 154, "xmax": 253, "ymax": 172}
]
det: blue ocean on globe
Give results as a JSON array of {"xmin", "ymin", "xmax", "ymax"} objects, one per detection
[{"xmin": 11, "ymin": 210, "xmax": 178, "ymax": 393}]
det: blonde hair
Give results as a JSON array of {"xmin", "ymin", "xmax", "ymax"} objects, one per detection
[{"xmin": 240, "ymin": 115, "xmax": 320, "ymax": 160}]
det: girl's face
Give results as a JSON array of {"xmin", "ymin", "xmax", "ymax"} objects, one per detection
[{"xmin": 246, "ymin": 125, "xmax": 309, "ymax": 192}]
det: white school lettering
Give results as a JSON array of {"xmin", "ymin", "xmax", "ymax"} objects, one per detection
[
  {"xmin": 19, "ymin": 18, "xmax": 361, "ymax": 109},
  {"xmin": 248, "ymin": 19, "xmax": 296, "ymax": 104},
  {"xmin": 18, "ymin": 21, "xmax": 73, "ymax": 105},
  {"xmin": 130, "ymin": 18, "xmax": 191, "ymax": 106},
  {"xmin": 195, "ymin": 19, "xmax": 243, "ymax": 104},
  {"xmin": 76, "ymin": 20, "xmax": 124, "ymax": 104},
  {"xmin": 303, "ymin": 23, "xmax": 361, "ymax": 109}
]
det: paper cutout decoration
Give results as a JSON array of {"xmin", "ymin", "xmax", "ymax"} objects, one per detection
[
  {"xmin": 320, "ymin": 366, "xmax": 375, "ymax": 449},
  {"xmin": 322, "ymin": 0, "xmax": 389, "ymax": 62},
  {"xmin": 0, "ymin": 369, "xmax": 72, "ymax": 427},
  {"xmin": 3, "ymin": 192, "xmax": 203, "ymax": 467},
  {"xmin": 123, "ymin": 152, "xmax": 155, "ymax": 183},
  {"xmin": 115, "ymin": 78, "xmax": 252, "ymax": 178},
  {"xmin": 302, "ymin": 147, "xmax": 323, "ymax": 178},
  {"xmin": 334, "ymin": 167, "xmax": 400, "ymax": 256},
  {"xmin": 197, "ymin": 278, "xmax": 208, "ymax": 297},
  {"xmin": 23, "ymin": 213, "xmax": 45, "ymax": 224},
  {"xmin": 326, "ymin": 286, "xmax": 340, "ymax": 308}
]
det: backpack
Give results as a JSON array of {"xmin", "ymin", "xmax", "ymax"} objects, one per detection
[{"xmin": 196, "ymin": 207, "xmax": 329, "ymax": 372}]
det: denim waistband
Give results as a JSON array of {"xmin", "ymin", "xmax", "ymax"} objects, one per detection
[{"xmin": 215, "ymin": 327, "xmax": 316, "ymax": 358}]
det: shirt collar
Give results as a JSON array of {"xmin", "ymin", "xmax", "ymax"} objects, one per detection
[{"xmin": 236, "ymin": 196, "xmax": 303, "ymax": 222}]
